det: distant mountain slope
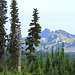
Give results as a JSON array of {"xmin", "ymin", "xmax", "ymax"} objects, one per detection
[
  {"xmin": 39, "ymin": 28, "xmax": 54, "ymax": 38},
  {"xmin": 22, "ymin": 29, "xmax": 75, "ymax": 53}
]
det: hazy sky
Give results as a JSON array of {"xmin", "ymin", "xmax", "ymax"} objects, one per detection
[{"xmin": 6, "ymin": 0, "xmax": 75, "ymax": 37}]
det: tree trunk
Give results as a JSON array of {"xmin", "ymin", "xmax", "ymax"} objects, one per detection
[
  {"xmin": 17, "ymin": 24, "xmax": 22, "ymax": 73},
  {"xmin": 27, "ymin": 61, "xmax": 31, "ymax": 73},
  {"xmin": 18, "ymin": 46, "xmax": 21, "ymax": 73},
  {"xmin": 2, "ymin": 51, "xmax": 5, "ymax": 71},
  {"xmin": 18, "ymin": 38, "xmax": 21, "ymax": 73},
  {"xmin": 27, "ymin": 51, "xmax": 33, "ymax": 73}
]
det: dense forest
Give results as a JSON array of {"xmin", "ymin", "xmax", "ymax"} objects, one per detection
[{"xmin": 0, "ymin": 0, "xmax": 75, "ymax": 75}]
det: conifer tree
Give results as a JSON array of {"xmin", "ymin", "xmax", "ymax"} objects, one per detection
[
  {"xmin": 34, "ymin": 59, "xmax": 39, "ymax": 71},
  {"xmin": 51, "ymin": 46, "xmax": 54, "ymax": 67},
  {"xmin": 65, "ymin": 53, "xmax": 70, "ymax": 72},
  {"xmin": 4, "ymin": 64, "xmax": 8, "ymax": 75},
  {"xmin": 55, "ymin": 47, "xmax": 59, "ymax": 57},
  {"xmin": 57, "ymin": 47, "xmax": 59, "ymax": 56},
  {"xmin": 59, "ymin": 43, "xmax": 65, "ymax": 75},
  {"xmin": 69, "ymin": 61, "xmax": 73, "ymax": 75},
  {"xmin": 30, "ymin": 62, "xmax": 34, "ymax": 73},
  {"xmin": 54, "ymin": 65, "xmax": 59, "ymax": 75},
  {"xmin": 48, "ymin": 62, "xmax": 54, "ymax": 75},
  {"xmin": 60, "ymin": 43, "xmax": 64, "ymax": 60},
  {"xmin": 56, "ymin": 47, "xmax": 60, "ymax": 74},
  {"xmin": 54, "ymin": 47, "xmax": 60, "ymax": 67},
  {"xmin": 60, "ymin": 59, "xmax": 65, "ymax": 75},
  {"xmin": 25, "ymin": 8, "xmax": 41, "ymax": 72},
  {"xmin": 64, "ymin": 70, "xmax": 69, "ymax": 75},
  {"xmin": 71, "ymin": 57, "xmax": 75, "ymax": 74},
  {"xmin": 51, "ymin": 46, "xmax": 54, "ymax": 63},
  {"xmin": 7, "ymin": 0, "xmax": 21, "ymax": 69},
  {"xmin": 39, "ymin": 52, "xmax": 43, "ymax": 69},
  {"xmin": 45, "ymin": 50, "xmax": 50, "ymax": 73},
  {"xmin": 0, "ymin": 64, "xmax": 2, "ymax": 72},
  {"xmin": 0, "ymin": 0, "xmax": 8, "ymax": 71}
]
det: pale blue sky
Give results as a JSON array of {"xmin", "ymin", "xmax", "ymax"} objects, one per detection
[{"xmin": 6, "ymin": 0, "xmax": 75, "ymax": 37}]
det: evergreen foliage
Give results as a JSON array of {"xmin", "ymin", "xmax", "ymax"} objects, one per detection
[
  {"xmin": 69, "ymin": 61, "xmax": 73, "ymax": 75},
  {"xmin": 45, "ymin": 50, "xmax": 50, "ymax": 73},
  {"xmin": 30, "ymin": 62, "xmax": 34, "ymax": 73},
  {"xmin": 7, "ymin": 0, "xmax": 20, "ymax": 69},
  {"xmin": 64, "ymin": 70, "xmax": 69, "ymax": 75},
  {"xmin": 60, "ymin": 43, "xmax": 64, "ymax": 60},
  {"xmin": 22, "ymin": 66, "xmax": 28, "ymax": 75},
  {"xmin": 39, "ymin": 52, "xmax": 43, "ymax": 69},
  {"xmin": 48, "ymin": 62, "xmax": 54, "ymax": 75},
  {"xmin": 0, "ymin": 0, "xmax": 8, "ymax": 71},
  {"xmin": 0, "ymin": 64, "xmax": 2, "ymax": 72},
  {"xmin": 65, "ymin": 53, "xmax": 70, "ymax": 72},
  {"xmin": 54, "ymin": 65, "xmax": 59, "ymax": 75},
  {"xmin": 14, "ymin": 68, "xmax": 17, "ymax": 75},
  {"xmin": 59, "ymin": 43, "xmax": 65, "ymax": 75},
  {"xmin": 51, "ymin": 46, "xmax": 54, "ymax": 67},
  {"xmin": 4, "ymin": 64, "xmax": 8, "ymax": 75},
  {"xmin": 54, "ymin": 48, "xmax": 59, "ymax": 66},
  {"xmin": 25, "ymin": 8, "xmax": 41, "ymax": 72},
  {"xmin": 34, "ymin": 59, "xmax": 39, "ymax": 71},
  {"xmin": 51, "ymin": 46, "xmax": 54, "ymax": 62},
  {"xmin": 72, "ymin": 57, "xmax": 75, "ymax": 75}
]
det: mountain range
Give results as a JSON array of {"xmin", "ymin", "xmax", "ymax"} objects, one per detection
[{"xmin": 22, "ymin": 29, "xmax": 75, "ymax": 53}]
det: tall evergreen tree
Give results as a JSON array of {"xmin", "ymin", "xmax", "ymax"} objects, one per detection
[
  {"xmin": 25, "ymin": 8, "xmax": 41, "ymax": 72},
  {"xmin": 60, "ymin": 43, "xmax": 64, "ymax": 60},
  {"xmin": 34, "ymin": 59, "xmax": 39, "ymax": 71},
  {"xmin": 30, "ymin": 61, "xmax": 34, "ymax": 73},
  {"xmin": 55, "ymin": 47, "xmax": 59, "ymax": 57},
  {"xmin": 51, "ymin": 46, "xmax": 54, "ymax": 63},
  {"xmin": 69, "ymin": 61, "xmax": 73, "ymax": 75},
  {"xmin": 39, "ymin": 52, "xmax": 43, "ymax": 69},
  {"xmin": 7, "ymin": 0, "xmax": 21, "ymax": 69},
  {"xmin": 0, "ymin": 0, "xmax": 8, "ymax": 71},
  {"xmin": 64, "ymin": 70, "xmax": 69, "ymax": 75},
  {"xmin": 57, "ymin": 47, "xmax": 59, "ymax": 56},
  {"xmin": 48, "ymin": 62, "xmax": 54, "ymax": 75},
  {"xmin": 51, "ymin": 46, "xmax": 54, "ymax": 67},
  {"xmin": 59, "ymin": 43, "xmax": 65, "ymax": 75},
  {"xmin": 54, "ymin": 48, "xmax": 60, "ymax": 67},
  {"xmin": 54, "ymin": 65, "xmax": 59, "ymax": 75},
  {"xmin": 4, "ymin": 64, "xmax": 8, "ymax": 75},
  {"xmin": 45, "ymin": 50, "xmax": 50, "ymax": 73},
  {"xmin": 60, "ymin": 59, "xmax": 65, "ymax": 75},
  {"xmin": 65, "ymin": 53, "xmax": 70, "ymax": 73},
  {"xmin": 71, "ymin": 57, "xmax": 75, "ymax": 75}
]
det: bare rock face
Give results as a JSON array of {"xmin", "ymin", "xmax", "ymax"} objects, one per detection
[{"xmin": 22, "ymin": 29, "xmax": 75, "ymax": 53}]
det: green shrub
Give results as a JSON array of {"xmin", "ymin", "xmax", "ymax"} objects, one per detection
[
  {"xmin": 31, "ymin": 69, "xmax": 43, "ymax": 75},
  {"xmin": 0, "ymin": 64, "xmax": 2, "ymax": 72},
  {"xmin": 4, "ymin": 64, "xmax": 8, "ymax": 75}
]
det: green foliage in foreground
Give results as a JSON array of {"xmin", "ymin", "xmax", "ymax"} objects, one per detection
[
  {"xmin": 0, "ymin": 72, "xmax": 31, "ymax": 75},
  {"xmin": 1, "ymin": 43, "xmax": 75, "ymax": 75}
]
